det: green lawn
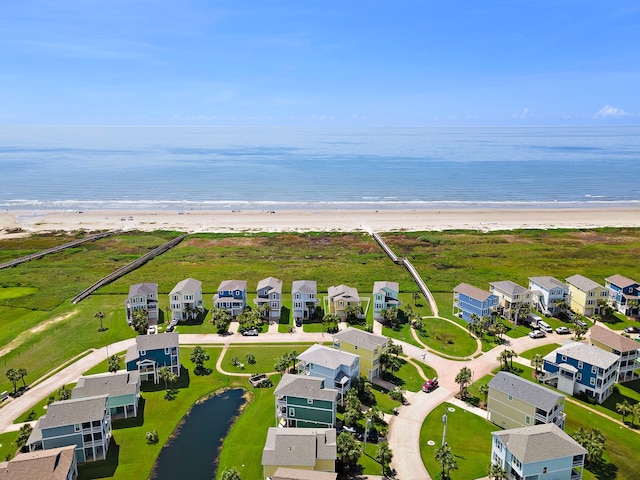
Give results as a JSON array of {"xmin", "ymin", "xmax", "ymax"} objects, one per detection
[
  {"xmin": 219, "ymin": 344, "xmax": 314, "ymax": 374},
  {"xmin": 518, "ymin": 343, "xmax": 561, "ymax": 360},
  {"xmin": 416, "ymin": 317, "xmax": 478, "ymax": 358},
  {"xmin": 383, "ymin": 322, "xmax": 422, "ymax": 348}
]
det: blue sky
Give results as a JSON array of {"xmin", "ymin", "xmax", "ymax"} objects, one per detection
[{"xmin": 1, "ymin": 0, "xmax": 639, "ymax": 126}]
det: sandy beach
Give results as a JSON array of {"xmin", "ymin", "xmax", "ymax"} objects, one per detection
[{"xmin": 2, "ymin": 207, "xmax": 640, "ymax": 237}]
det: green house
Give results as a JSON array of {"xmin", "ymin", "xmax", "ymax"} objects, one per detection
[{"xmin": 275, "ymin": 374, "xmax": 338, "ymax": 428}]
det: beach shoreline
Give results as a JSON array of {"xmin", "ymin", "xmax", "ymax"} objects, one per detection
[{"xmin": 2, "ymin": 207, "xmax": 640, "ymax": 238}]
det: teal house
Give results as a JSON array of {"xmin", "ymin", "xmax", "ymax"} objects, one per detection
[
  {"xmin": 275, "ymin": 374, "xmax": 338, "ymax": 428},
  {"xmin": 126, "ymin": 332, "xmax": 180, "ymax": 383},
  {"xmin": 72, "ymin": 370, "xmax": 140, "ymax": 419}
]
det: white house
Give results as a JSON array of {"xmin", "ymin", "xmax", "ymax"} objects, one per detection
[
  {"xmin": 372, "ymin": 281, "xmax": 401, "ymax": 321},
  {"xmin": 528, "ymin": 276, "xmax": 569, "ymax": 316},
  {"xmin": 255, "ymin": 277, "xmax": 283, "ymax": 319},
  {"xmin": 169, "ymin": 278, "xmax": 203, "ymax": 322}
]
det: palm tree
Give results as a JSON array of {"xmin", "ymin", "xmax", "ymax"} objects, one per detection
[
  {"xmin": 497, "ymin": 350, "xmax": 510, "ymax": 370},
  {"xmin": 531, "ymin": 353, "xmax": 544, "ymax": 375},
  {"xmin": 488, "ymin": 462, "xmax": 507, "ymax": 480},
  {"xmin": 631, "ymin": 402, "xmax": 640, "ymax": 427},
  {"xmin": 5, "ymin": 368, "xmax": 19, "ymax": 394},
  {"xmin": 211, "ymin": 307, "xmax": 231, "ymax": 334},
  {"xmin": 190, "ymin": 346, "xmax": 210, "ymax": 372},
  {"xmin": 108, "ymin": 355, "xmax": 120, "ymax": 373},
  {"xmin": 375, "ymin": 441, "xmax": 393, "ymax": 476},
  {"xmin": 412, "ymin": 292, "xmax": 421, "ymax": 305},
  {"xmin": 616, "ymin": 399, "xmax": 632, "ymax": 423},
  {"xmin": 479, "ymin": 383, "xmax": 489, "ymax": 405},
  {"xmin": 95, "ymin": 311, "xmax": 106, "ymax": 332},
  {"xmin": 494, "ymin": 322, "xmax": 507, "ymax": 342},
  {"xmin": 455, "ymin": 367, "xmax": 472, "ymax": 399},
  {"xmin": 508, "ymin": 349, "xmax": 517, "ymax": 369},
  {"xmin": 571, "ymin": 428, "xmax": 606, "ymax": 466},
  {"xmin": 337, "ymin": 431, "xmax": 362, "ymax": 474},
  {"xmin": 220, "ymin": 467, "xmax": 241, "ymax": 480},
  {"xmin": 434, "ymin": 443, "xmax": 458, "ymax": 479},
  {"xmin": 158, "ymin": 366, "xmax": 173, "ymax": 392},
  {"xmin": 17, "ymin": 367, "xmax": 27, "ymax": 388}
]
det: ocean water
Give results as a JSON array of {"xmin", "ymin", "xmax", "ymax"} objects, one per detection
[{"xmin": 1, "ymin": 125, "xmax": 639, "ymax": 210}]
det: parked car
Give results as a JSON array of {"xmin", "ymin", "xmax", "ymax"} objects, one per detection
[
  {"xmin": 242, "ymin": 328, "xmax": 259, "ymax": 336},
  {"xmin": 574, "ymin": 319, "xmax": 588, "ymax": 328},
  {"xmin": 422, "ymin": 378, "xmax": 439, "ymax": 392},
  {"xmin": 529, "ymin": 330, "xmax": 546, "ymax": 339},
  {"xmin": 295, "ymin": 318, "xmax": 302, "ymax": 327},
  {"xmin": 165, "ymin": 324, "xmax": 176, "ymax": 333},
  {"xmin": 624, "ymin": 326, "xmax": 639, "ymax": 334},
  {"xmin": 555, "ymin": 326, "xmax": 571, "ymax": 335},
  {"xmin": 342, "ymin": 425, "xmax": 356, "ymax": 434},
  {"xmin": 147, "ymin": 325, "xmax": 157, "ymax": 335}
]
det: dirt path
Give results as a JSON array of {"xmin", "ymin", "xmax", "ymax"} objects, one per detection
[{"xmin": 0, "ymin": 311, "xmax": 77, "ymax": 357}]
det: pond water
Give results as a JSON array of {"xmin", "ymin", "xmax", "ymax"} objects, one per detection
[{"xmin": 151, "ymin": 388, "xmax": 246, "ymax": 480}]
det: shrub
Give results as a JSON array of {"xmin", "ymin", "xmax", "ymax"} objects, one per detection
[{"xmin": 146, "ymin": 430, "xmax": 159, "ymax": 444}]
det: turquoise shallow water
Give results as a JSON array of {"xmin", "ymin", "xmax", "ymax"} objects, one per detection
[{"xmin": 1, "ymin": 125, "xmax": 639, "ymax": 210}]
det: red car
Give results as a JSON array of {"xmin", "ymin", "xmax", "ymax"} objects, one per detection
[{"xmin": 422, "ymin": 378, "xmax": 438, "ymax": 392}]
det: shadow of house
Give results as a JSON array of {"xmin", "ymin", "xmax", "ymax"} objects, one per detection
[
  {"xmin": 77, "ymin": 439, "xmax": 119, "ymax": 480},
  {"xmin": 141, "ymin": 366, "xmax": 190, "ymax": 393},
  {"xmin": 279, "ymin": 306, "xmax": 291, "ymax": 326}
]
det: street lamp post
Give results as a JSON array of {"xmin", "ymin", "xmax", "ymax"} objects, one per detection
[{"xmin": 442, "ymin": 412, "xmax": 448, "ymax": 447}]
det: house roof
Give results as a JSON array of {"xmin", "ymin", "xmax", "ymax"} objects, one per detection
[
  {"xmin": 528, "ymin": 276, "xmax": 567, "ymax": 291},
  {"xmin": 170, "ymin": 277, "xmax": 202, "ymax": 295},
  {"xmin": 373, "ymin": 281, "xmax": 399, "ymax": 294},
  {"xmin": 127, "ymin": 282, "xmax": 157, "ymax": 297},
  {"xmin": 262, "ymin": 427, "xmax": 336, "ymax": 468},
  {"xmin": 272, "ymin": 468, "xmax": 337, "ymax": 480},
  {"xmin": 257, "ymin": 276, "xmax": 283, "ymax": 293},
  {"xmin": 327, "ymin": 284, "xmax": 359, "ymax": 302},
  {"xmin": 547, "ymin": 341, "xmax": 620, "ymax": 369},
  {"xmin": 292, "ymin": 280, "xmax": 317, "ymax": 294},
  {"xmin": 217, "ymin": 279, "xmax": 247, "ymax": 291},
  {"xmin": 605, "ymin": 274, "xmax": 639, "ymax": 289},
  {"xmin": 333, "ymin": 327, "xmax": 387, "ymax": 351},
  {"xmin": 590, "ymin": 325, "xmax": 640, "ymax": 353},
  {"xmin": 565, "ymin": 274, "xmax": 603, "ymax": 292},
  {"xmin": 72, "ymin": 371, "xmax": 140, "ymax": 399},
  {"xmin": 493, "ymin": 424, "xmax": 586, "ymax": 463},
  {"xmin": 298, "ymin": 344, "xmax": 359, "ymax": 370},
  {"xmin": 454, "ymin": 283, "xmax": 495, "ymax": 302},
  {"xmin": 274, "ymin": 374, "xmax": 338, "ymax": 401},
  {"xmin": 488, "ymin": 371, "xmax": 564, "ymax": 412},
  {"xmin": 0, "ymin": 445, "xmax": 76, "ymax": 480},
  {"xmin": 137, "ymin": 332, "xmax": 179, "ymax": 352},
  {"xmin": 489, "ymin": 280, "xmax": 528, "ymax": 296},
  {"xmin": 37, "ymin": 395, "xmax": 108, "ymax": 429}
]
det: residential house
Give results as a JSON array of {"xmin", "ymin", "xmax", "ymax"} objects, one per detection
[
  {"xmin": 274, "ymin": 374, "xmax": 338, "ymax": 428},
  {"xmin": 297, "ymin": 344, "xmax": 360, "ymax": 402},
  {"xmin": 452, "ymin": 283, "xmax": 499, "ymax": 323},
  {"xmin": 540, "ymin": 341, "xmax": 619, "ymax": 404},
  {"xmin": 261, "ymin": 427, "xmax": 337, "ymax": 479},
  {"xmin": 491, "ymin": 423, "xmax": 586, "ymax": 480},
  {"xmin": 327, "ymin": 284, "xmax": 360, "ymax": 319},
  {"xmin": 604, "ymin": 274, "xmax": 640, "ymax": 316},
  {"xmin": 528, "ymin": 276, "xmax": 570, "ymax": 316},
  {"xmin": 489, "ymin": 280, "xmax": 532, "ymax": 322},
  {"xmin": 169, "ymin": 278, "xmax": 203, "ymax": 322},
  {"xmin": 589, "ymin": 325, "xmax": 639, "ymax": 382},
  {"xmin": 332, "ymin": 327, "xmax": 388, "ymax": 380},
  {"xmin": 487, "ymin": 371, "xmax": 566, "ymax": 430},
  {"xmin": 565, "ymin": 274, "xmax": 609, "ymax": 317},
  {"xmin": 0, "ymin": 445, "xmax": 78, "ymax": 480},
  {"xmin": 27, "ymin": 395, "xmax": 111, "ymax": 463},
  {"xmin": 270, "ymin": 467, "xmax": 337, "ymax": 480},
  {"xmin": 213, "ymin": 280, "xmax": 247, "ymax": 317},
  {"xmin": 125, "ymin": 332, "xmax": 180, "ymax": 383},
  {"xmin": 72, "ymin": 371, "xmax": 140, "ymax": 419},
  {"xmin": 292, "ymin": 280, "xmax": 319, "ymax": 322},
  {"xmin": 125, "ymin": 283, "xmax": 158, "ymax": 325},
  {"xmin": 372, "ymin": 281, "xmax": 401, "ymax": 321},
  {"xmin": 255, "ymin": 276, "xmax": 283, "ymax": 319}
]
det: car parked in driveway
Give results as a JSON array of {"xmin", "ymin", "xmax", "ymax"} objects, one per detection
[
  {"xmin": 529, "ymin": 330, "xmax": 546, "ymax": 339},
  {"xmin": 555, "ymin": 326, "xmax": 571, "ymax": 335},
  {"xmin": 574, "ymin": 319, "xmax": 588, "ymax": 329},
  {"xmin": 422, "ymin": 378, "xmax": 439, "ymax": 392},
  {"xmin": 624, "ymin": 326, "xmax": 639, "ymax": 334},
  {"xmin": 242, "ymin": 328, "xmax": 259, "ymax": 336}
]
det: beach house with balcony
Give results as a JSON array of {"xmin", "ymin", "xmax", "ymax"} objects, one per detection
[
  {"xmin": 489, "ymin": 280, "xmax": 532, "ymax": 322},
  {"xmin": 255, "ymin": 276, "xmax": 283, "ymax": 320},
  {"xmin": 213, "ymin": 280, "xmax": 247, "ymax": 317},
  {"xmin": 292, "ymin": 280, "xmax": 319, "ymax": 323},
  {"xmin": 565, "ymin": 274, "xmax": 609, "ymax": 318},
  {"xmin": 332, "ymin": 327, "xmax": 388, "ymax": 380},
  {"xmin": 487, "ymin": 371, "xmax": 566, "ymax": 430},
  {"xmin": 169, "ymin": 278, "xmax": 203, "ymax": 322},
  {"xmin": 452, "ymin": 283, "xmax": 499, "ymax": 322},
  {"xmin": 604, "ymin": 274, "xmax": 640, "ymax": 316},
  {"xmin": 72, "ymin": 371, "xmax": 140, "ymax": 420},
  {"xmin": 540, "ymin": 341, "xmax": 619, "ymax": 404},
  {"xmin": 372, "ymin": 281, "xmax": 401, "ymax": 321},
  {"xmin": 327, "ymin": 285, "xmax": 361, "ymax": 319},
  {"xmin": 261, "ymin": 427, "xmax": 337, "ymax": 479},
  {"xmin": 0, "ymin": 445, "xmax": 78, "ymax": 480},
  {"xmin": 297, "ymin": 344, "xmax": 359, "ymax": 403},
  {"xmin": 528, "ymin": 276, "xmax": 570, "ymax": 316},
  {"xmin": 274, "ymin": 374, "xmax": 338, "ymax": 428},
  {"xmin": 125, "ymin": 282, "xmax": 158, "ymax": 325},
  {"xmin": 27, "ymin": 395, "xmax": 111, "ymax": 463},
  {"xmin": 125, "ymin": 332, "xmax": 180, "ymax": 383},
  {"xmin": 589, "ymin": 325, "xmax": 639, "ymax": 382},
  {"xmin": 491, "ymin": 424, "xmax": 586, "ymax": 480}
]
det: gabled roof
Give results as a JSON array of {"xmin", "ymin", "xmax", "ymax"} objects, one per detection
[
  {"xmin": 257, "ymin": 276, "xmax": 283, "ymax": 293},
  {"xmin": 333, "ymin": 327, "xmax": 387, "ymax": 351},
  {"xmin": 605, "ymin": 274, "xmax": 639, "ymax": 289},
  {"xmin": 170, "ymin": 278, "xmax": 202, "ymax": 295},
  {"xmin": 547, "ymin": 340, "xmax": 619, "ymax": 369},
  {"xmin": 272, "ymin": 467, "xmax": 337, "ymax": 480},
  {"xmin": 36, "ymin": 395, "xmax": 108, "ymax": 429},
  {"xmin": 0, "ymin": 446, "xmax": 76, "ymax": 480},
  {"xmin": 528, "ymin": 276, "xmax": 567, "ymax": 291},
  {"xmin": 217, "ymin": 279, "xmax": 247, "ymax": 291},
  {"xmin": 292, "ymin": 280, "xmax": 317, "ymax": 294},
  {"xmin": 454, "ymin": 282, "xmax": 495, "ymax": 302},
  {"xmin": 373, "ymin": 281, "xmax": 399, "ymax": 294},
  {"xmin": 327, "ymin": 284, "xmax": 359, "ymax": 302},
  {"xmin": 490, "ymin": 280, "xmax": 528, "ymax": 296},
  {"xmin": 489, "ymin": 371, "xmax": 564, "ymax": 412},
  {"xmin": 136, "ymin": 332, "xmax": 179, "ymax": 352},
  {"xmin": 127, "ymin": 283, "xmax": 157, "ymax": 297},
  {"xmin": 493, "ymin": 424, "xmax": 586, "ymax": 463},
  {"xmin": 262, "ymin": 427, "xmax": 336, "ymax": 468},
  {"xmin": 565, "ymin": 274, "xmax": 603, "ymax": 292},
  {"xmin": 298, "ymin": 344, "xmax": 359, "ymax": 371},
  {"xmin": 72, "ymin": 371, "xmax": 140, "ymax": 399},
  {"xmin": 274, "ymin": 374, "xmax": 338, "ymax": 402},
  {"xmin": 590, "ymin": 325, "xmax": 640, "ymax": 353}
]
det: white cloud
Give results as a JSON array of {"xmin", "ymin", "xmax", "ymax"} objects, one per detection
[
  {"xmin": 595, "ymin": 105, "xmax": 631, "ymax": 118},
  {"xmin": 512, "ymin": 107, "xmax": 530, "ymax": 119}
]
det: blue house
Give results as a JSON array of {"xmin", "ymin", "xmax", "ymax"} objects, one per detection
[
  {"xmin": 540, "ymin": 341, "xmax": 619, "ymax": 404},
  {"xmin": 125, "ymin": 332, "xmax": 180, "ymax": 383},
  {"xmin": 453, "ymin": 283, "xmax": 499, "ymax": 322},
  {"xmin": 605, "ymin": 274, "xmax": 640, "ymax": 316},
  {"xmin": 72, "ymin": 371, "xmax": 141, "ymax": 419},
  {"xmin": 213, "ymin": 280, "xmax": 247, "ymax": 317}
]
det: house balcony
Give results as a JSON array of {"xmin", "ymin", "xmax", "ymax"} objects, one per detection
[
  {"xmin": 276, "ymin": 406, "xmax": 287, "ymax": 418},
  {"xmin": 571, "ymin": 469, "xmax": 582, "ymax": 480}
]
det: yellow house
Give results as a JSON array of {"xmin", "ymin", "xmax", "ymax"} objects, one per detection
[
  {"xmin": 332, "ymin": 327, "xmax": 388, "ymax": 380},
  {"xmin": 261, "ymin": 428, "xmax": 336, "ymax": 478},
  {"xmin": 565, "ymin": 274, "xmax": 609, "ymax": 317},
  {"xmin": 327, "ymin": 285, "xmax": 360, "ymax": 319}
]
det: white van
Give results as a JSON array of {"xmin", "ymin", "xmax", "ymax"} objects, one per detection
[{"xmin": 537, "ymin": 320, "xmax": 553, "ymax": 333}]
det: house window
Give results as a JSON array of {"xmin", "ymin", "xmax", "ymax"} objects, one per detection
[
  {"xmin": 339, "ymin": 301, "xmax": 344, "ymax": 307},
  {"xmin": 578, "ymin": 361, "xmax": 583, "ymax": 369},
  {"xmin": 561, "ymin": 355, "xmax": 567, "ymax": 362},
  {"xmin": 307, "ymin": 399, "xmax": 313, "ymax": 405},
  {"xmin": 165, "ymin": 348, "xmax": 170, "ymax": 354},
  {"xmin": 589, "ymin": 291, "xmax": 594, "ymax": 297},
  {"xmin": 508, "ymin": 395, "xmax": 512, "ymax": 401},
  {"xmin": 289, "ymin": 408, "xmax": 295, "ymax": 417},
  {"xmin": 74, "ymin": 424, "xmax": 81, "ymax": 432},
  {"xmin": 577, "ymin": 373, "xmax": 582, "ymax": 380},
  {"xmin": 543, "ymin": 467, "xmax": 548, "ymax": 474},
  {"xmin": 525, "ymin": 416, "xmax": 530, "ymax": 424},
  {"xmin": 591, "ymin": 366, "xmax": 597, "ymax": 374},
  {"xmin": 295, "ymin": 294, "xmax": 300, "ymax": 299},
  {"xmin": 140, "ymin": 350, "xmax": 146, "ymax": 356}
]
